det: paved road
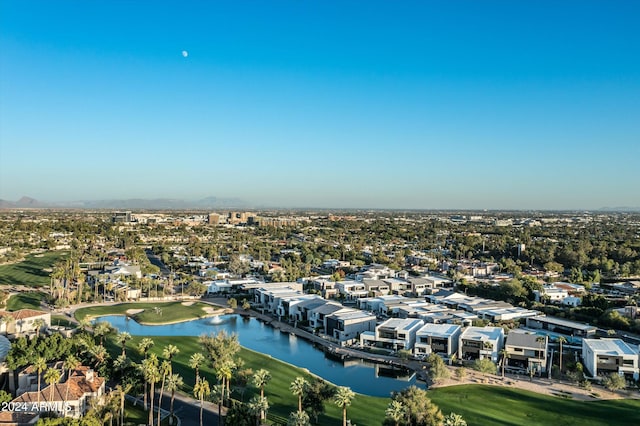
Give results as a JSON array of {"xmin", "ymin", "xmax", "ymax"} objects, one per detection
[
  {"xmin": 156, "ymin": 390, "xmax": 224, "ymax": 426},
  {"xmin": 145, "ymin": 249, "xmax": 171, "ymax": 276}
]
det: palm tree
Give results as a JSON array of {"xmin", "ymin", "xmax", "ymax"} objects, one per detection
[
  {"xmin": 32, "ymin": 318, "xmax": 46, "ymax": 338},
  {"xmin": 248, "ymin": 396, "xmax": 269, "ymax": 426},
  {"xmin": 334, "ymin": 386, "xmax": 355, "ymax": 426},
  {"xmin": 162, "ymin": 344, "xmax": 180, "ymax": 374},
  {"xmin": 385, "ymin": 400, "xmax": 406, "ymax": 426},
  {"xmin": 287, "ymin": 410, "xmax": 310, "ymax": 426},
  {"xmin": 90, "ymin": 345, "xmax": 109, "ymax": 368},
  {"xmin": 252, "ymin": 369, "xmax": 271, "ymax": 422},
  {"xmin": 44, "ymin": 368, "xmax": 61, "ymax": 405},
  {"xmin": 482, "ymin": 341, "xmax": 493, "ymax": 360},
  {"xmin": 142, "ymin": 355, "xmax": 161, "ymax": 426},
  {"xmin": 210, "ymin": 384, "xmax": 224, "ymax": 426},
  {"xmin": 116, "ymin": 332, "xmax": 132, "ymax": 357},
  {"xmin": 138, "ymin": 337, "xmax": 155, "ymax": 359},
  {"xmin": 34, "ymin": 357, "xmax": 47, "ymax": 404},
  {"xmin": 63, "ymin": 355, "xmax": 81, "ymax": 408},
  {"xmin": 536, "ymin": 336, "xmax": 546, "ymax": 376},
  {"xmin": 557, "ymin": 336, "xmax": 567, "ymax": 375},
  {"xmin": 165, "ymin": 374, "xmax": 184, "ymax": 424},
  {"xmin": 289, "ymin": 377, "xmax": 308, "ymax": 412},
  {"xmin": 189, "ymin": 352, "xmax": 206, "ymax": 383},
  {"xmin": 156, "ymin": 361, "xmax": 171, "ymax": 426},
  {"xmin": 114, "ymin": 383, "xmax": 133, "ymax": 426},
  {"xmin": 499, "ymin": 349, "xmax": 509, "ymax": 378},
  {"xmin": 93, "ymin": 321, "xmax": 112, "ymax": 346},
  {"xmin": 215, "ymin": 359, "xmax": 233, "ymax": 409},
  {"xmin": 193, "ymin": 377, "xmax": 210, "ymax": 426}
]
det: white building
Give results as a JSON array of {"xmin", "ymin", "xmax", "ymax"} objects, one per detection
[
  {"xmin": 533, "ymin": 284, "xmax": 569, "ymax": 303},
  {"xmin": 0, "ymin": 310, "xmax": 51, "ymax": 337},
  {"xmin": 360, "ymin": 318, "xmax": 424, "ymax": 351},
  {"xmin": 582, "ymin": 339, "xmax": 639, "ymax": 381},
  {"xmin": 458, "ymin": 326, "xmax": 504, "ymax": 362},
  {"xmin": 336, "ymin": 280, "xmax": 368, "ymax": 301},
  {"xmin": 325, "ymin": 309, "xmax": 377, "ymax": 343},
  {"xmin": 414, "ymin": 323, "xmax": 461, "ymax": 358}
]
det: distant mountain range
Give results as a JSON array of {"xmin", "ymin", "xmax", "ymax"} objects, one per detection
[
  {"xmin": 0, "ymin": 196, "xmax": 250, "ymax": 210},
  {"xmin": 597, "ymin": 206, "xmax": 640, "ymax": 212}
]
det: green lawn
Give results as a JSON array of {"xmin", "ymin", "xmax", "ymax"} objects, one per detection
[
  {"xmin": 428, "ymin": 385, "xmax": 640, "ymax": 426},
  {"xmin": 51, "ymin": 314, "xmax": 76, "ymax": 328},
  {"xmin": 110, "ymin": 335, "xmax": 388, "ymax": 426},
  {"xmin": 0, "ymin": 251, "xmax": 68, "ymax": 287},
  {"xmin": 6, "ymin": 291, "xmax": 47, "ymax": 311},
  {"xmin": 75, "ymin": 301, "xmax": 216, "ymax": 323}
]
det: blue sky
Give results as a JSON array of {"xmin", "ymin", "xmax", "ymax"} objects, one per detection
[{"xmin": 1, "ymin": 1, "xmax": 639, "ymax": 209}]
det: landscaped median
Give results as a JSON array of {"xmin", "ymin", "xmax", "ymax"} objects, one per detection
[{"xmin": 74, "ymin": 301, "xmax": 227, "ymax": 324}]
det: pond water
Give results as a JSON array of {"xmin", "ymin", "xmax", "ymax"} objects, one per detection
[{"xmin": 97, "ymin": 314, "xmax": 418, "ymax": 397}]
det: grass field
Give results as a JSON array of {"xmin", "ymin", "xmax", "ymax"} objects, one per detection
[
  {"xmin": 6, "ymin": 291, "xmax": 47, "ymax": 311},
  {"xmin": 428, "ymin": 385, "xmax": 640, "ymax": 426},
  {"xmin": 75, "ymin": 301, "xmax": 216, "ymax": 324},
  {"xmin": 51, "ymin": 314, "xmax": 76, "ymax": 328},
  {"xmin": 0, "ymin": 251, "xmax": 68, "ymax": 287},
  {"xmin": 108, "ymin": 335, "xmax": 388, "ymax": 425}
]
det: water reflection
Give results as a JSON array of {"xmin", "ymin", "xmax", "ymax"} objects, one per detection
[{"xmin": 96, "ymin": 314, "xmax": 416, "ymax": 396}]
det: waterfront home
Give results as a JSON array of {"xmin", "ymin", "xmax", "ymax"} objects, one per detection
[
  {"xmin": 525, "ymin": 316, "xmax": 597, "ymax": 340},
  {"xmin": 336, "ymin": 280, "xmax": 368, "ymax": 301},
  {"xmin": 414, "ymin": 323, "xmax": 461, "ymax": 358},
  {"xmin": 308, "ymin": 302, "xmax": 347, "ymax": 330},
  {"xmin": 504, "ymin": 330, "xmax": 548, "ymax": 374},
  {"xmin": 360, "ymin": 318, "xmax": 424, "ymax": 351},
  {"xmin": 582, "ymin": 338, "xmax": 640, "ymax": 381},
  {"xmin": 458, "ymin": 326, "xmax": 504, "ymax": 362},
  {"xmin": 325, "ymin": 309, "xmax": 377, "ymax": 343}
]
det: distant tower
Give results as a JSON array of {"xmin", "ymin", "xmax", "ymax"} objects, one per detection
[{"xmin": 517, "ymin": 243, "xmax": 526, "ymax": 257}]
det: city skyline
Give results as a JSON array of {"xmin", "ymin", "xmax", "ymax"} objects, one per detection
[{"xmin": 1, "ymin": 1, "xmax": 639, "ymax": 210}]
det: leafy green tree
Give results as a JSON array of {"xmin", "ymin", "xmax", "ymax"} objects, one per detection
[
  {"xmin": 301, "ymin": 378, "xmax": 334, "ymax": 423},
  {"xmin": 389, "ymin": 385, "xmax": 443, "ymax": 426},
  {"xmin": 602, "ymin": 373, "xmax": 626, "ymax": 391},
  {"xmin": 443, "ymin": 412, "xmax": 467, "ymax": 426},
  {"xmin": 384, "ymin": 400, "xmax": 406, "ymax": 426},
  {"xmin": 473, "ymin": 358, "xmax": 497, "ymax": 375},
  {"xmin": 427, "ymin": 353, "xmax": 450, "ymax": 384}
]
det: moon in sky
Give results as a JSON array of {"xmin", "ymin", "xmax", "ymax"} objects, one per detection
[{"xmin": 182, "ymin": 50, "xmax": 189, "ymax": 58}]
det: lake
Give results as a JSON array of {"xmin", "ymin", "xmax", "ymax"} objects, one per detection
[{"xmin": 97, "ymin": 314, "xmax": 418, "ymax": 397}]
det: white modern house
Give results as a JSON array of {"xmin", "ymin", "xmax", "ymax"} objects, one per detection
[
  {"xmin": 458, "ymin": 326, "xmax": 504, "ymax": 362},
  {"xmin": 360, "ymin": 318, "xmax": 424, "ymax": 351},
  {"xmin": 336, "ymin": 280, "xmax": 369, "ymax": 301},
  {"xmin": 325, "ymin": 309, "xmax": 377, "ymax": 343},
  {"xmin": 414, "ymin": 323, "xmax": 461, "ymax": 358},
  {"xmin": 582, "ymin": 338, "xmax": 639, "ymax": 381}
]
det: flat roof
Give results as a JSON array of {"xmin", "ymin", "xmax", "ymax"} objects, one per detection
[
  {"xmin": 584, "ymin": 339, "xmax": 639, "ymax": 356},
  {"xmin": 461, "ymin": 326, "xmax": 503, "ymax": 342},
  {"xmin": 417, "ymin": 323, "xmax": 461, "ymax": 338},
  {"xmin": 527, "ymin": 315, "xmax": 596, "ymax": 331},
  {"xmin": 379, "ymin": 318, "xmax": 424, "ymax": 331}
]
